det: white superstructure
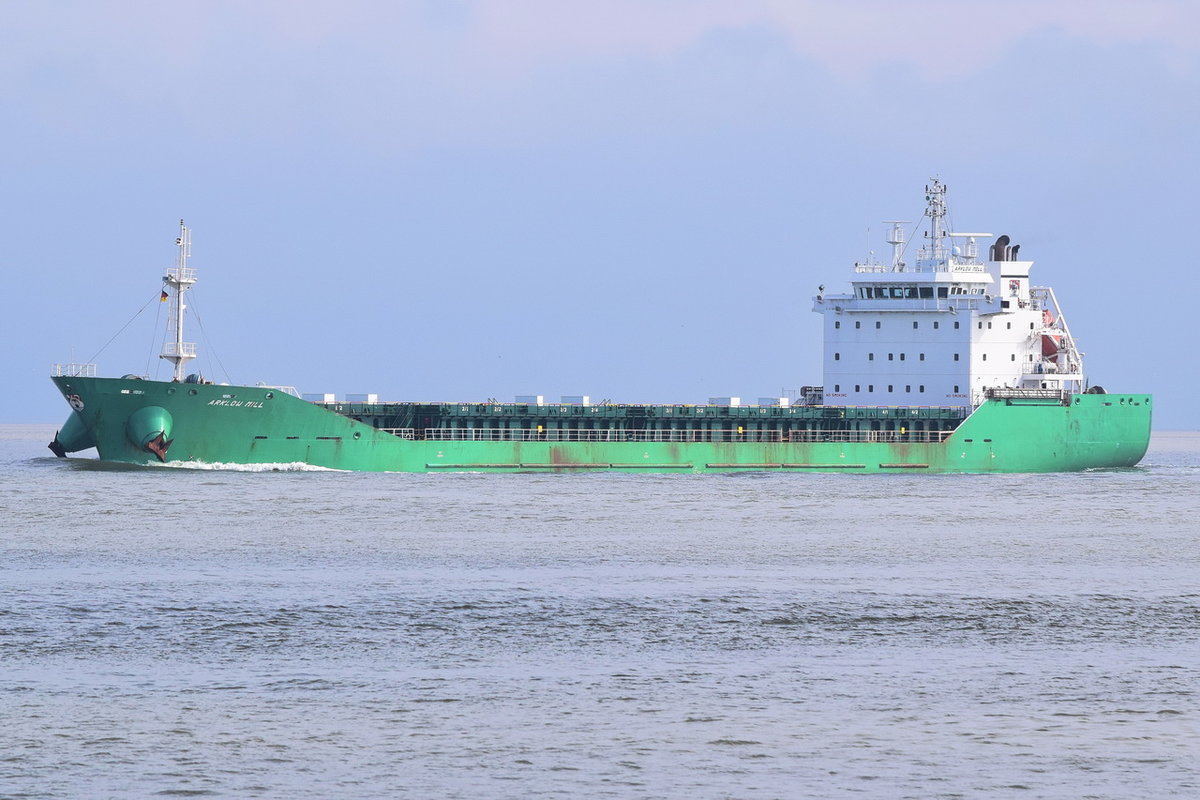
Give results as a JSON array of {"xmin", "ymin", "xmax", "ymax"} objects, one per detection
[{"xmin": 814, "ymin": 180, "xmax": 1084, "ymax": 408}]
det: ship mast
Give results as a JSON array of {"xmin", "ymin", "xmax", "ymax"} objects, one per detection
[
  {"xmin": 160, "ymin": 220, "xmax": 198, "ymax": 382},
  {"xmin": 922, "ymin": 178, "xmax": 949, "ymax": 267}
]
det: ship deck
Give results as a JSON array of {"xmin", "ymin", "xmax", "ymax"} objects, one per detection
[{"xmin": 320, "ymin": 401, "xmax": 971, "ymax": 444}]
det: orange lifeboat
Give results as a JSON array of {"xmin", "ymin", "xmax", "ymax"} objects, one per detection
[{"xmin": 1041, "ymin": 309, "xmax": 1061, "ymax": 361}]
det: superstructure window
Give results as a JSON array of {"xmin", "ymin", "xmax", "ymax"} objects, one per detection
[
  {"xmin": 954, "ymin": 321, "xmax": 960, "ymax": 329},
  {"xmin": 905, "ymin": 385, "xmax": 911, "ymax": 392},
  {"xmin": 855, "ymin": 384, "xmax": 860, "ymax": 392},
  {"xmin": 933, "ymin": 321, "xmax": 940, "ymax": 330},
  {"xmin": 900, "ymin": 353, "xmax": 906, "ymax": 361},
  {"xmin": 919, "ymin": 353, "xmax": 925, "ymax": 361},
  {"xmin": 1006, "ymin": 322, "xmax": 1011, "ymax": 329},
  {"xmin": 919, "ymin": 385, "xmax": 925, "ymax": 392},
  {"xmin": 913, "ymin": 321, "xmax": 919, "ymax": 329},
  {"xmin": 835, "ymin": 353, "xmax": 840, "ymax": 360},
  {"xmin": 888, "ymin": 353, "xmax": 894, "ymax": 361},
  {"xmin": 834, "ymin": 384, "xmax": 840, "ymax": 392},
  {"xmin": 954, "ymin": 353, "xmax": 960, "ymax": 361},
  {"xmin": 888, "ymin": 384, "xmax": 894, "ymax": 392},
  {"xmin": 983, "ymin": 354, "xmax": 988, "ymax": 361},
  {"xmin": 869, "ymin": 385, "xmax": 874, "ymax": 392},
  {"xmin": 856, "ymin": 321, "xmax": 862, "ymax": 329},
  {"xmin": 1011, "ymin": 354, "xmax": 1016, "ymax": 361},
  {"xmin": 835, "ymin": 321, "xmax": 841, "ymax": 329},
  {"xmin": 954, "ymin": 385, "xmax": 960, "ymax": 393},
  {"xmin": 869, "ymin": 353, "xmax": 874, "ymax": 361},
  {"xmin": 876, "ymin": 321, "xmax": 882, "ymax": 329}
]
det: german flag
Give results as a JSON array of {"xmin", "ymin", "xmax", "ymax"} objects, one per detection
[{"xmin": 160, "ymin": 290, "xmax": 169, "ymax": 302}]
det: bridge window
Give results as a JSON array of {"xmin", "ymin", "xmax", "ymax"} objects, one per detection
[
  {"xmin": 919, "ymin": 287, "xmax": 933, "ymax": 299},
  {"xmin": 938, "ymin": 287, "xmax": 948, "ymax": 298}
]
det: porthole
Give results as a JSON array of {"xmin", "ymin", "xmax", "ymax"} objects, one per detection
[
  {"xmin": 353, "ymin": 431, "xmax": 362, "ymax": 440},
  {"xmin": 189, "ymin": 388, "xmax": 198, "ymax": 396},
  {"xmin": 265, "ymin": 391, "xmax": 274, "ymax": 399}
]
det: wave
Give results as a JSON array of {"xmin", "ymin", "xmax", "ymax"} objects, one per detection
[{"xmin": 154, "ymin": 460, "xmax": 344, "ymax": 472}]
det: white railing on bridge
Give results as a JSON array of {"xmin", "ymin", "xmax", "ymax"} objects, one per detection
[
  {"xmin": 52, "ymin": 363, "xmax": 97, "ymax": 377},
  {"xmin": 161, "ymin": 342, "xmax": 197, "ymax": 357}
]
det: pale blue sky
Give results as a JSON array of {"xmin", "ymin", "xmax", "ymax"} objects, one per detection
[{"xmin": 3, "ymin": 1, "xmax": 1196, "ymax": 427}]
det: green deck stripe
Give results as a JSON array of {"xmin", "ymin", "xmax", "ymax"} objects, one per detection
[
  {"xmin": 780, "ymin": 464, "xmax": 867, "ymax": 469},
  {"xmin": 705, "ymin": 463, "xmax": 783, "ymax": 469},
  {"xmin": 426, "ymin": 463, "xmax": 520, "ymax": 469},
  {"xmin": 608, "ymin": 463, "xmax": 694, "ymax": 469}
]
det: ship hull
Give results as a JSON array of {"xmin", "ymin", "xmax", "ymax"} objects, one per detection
[{"xmin": 50, "ymin": 376, "xmax": 1152, "ymax": 473}]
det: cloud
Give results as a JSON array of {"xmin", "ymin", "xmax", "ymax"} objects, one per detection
[
  {"xmin": 7, "ymin": 0, "xmax": 1198, "ymax": 83},
  {"xmin": 2, "ymin": 0, "xmax": 1196, "ymax": 153}
]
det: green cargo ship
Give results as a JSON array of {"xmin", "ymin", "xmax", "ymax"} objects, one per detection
[{"xmin": 49, "ymin": 181, "xmax": 1151, "ymax": 473}]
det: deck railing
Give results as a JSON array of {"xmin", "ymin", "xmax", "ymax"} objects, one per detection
[
  {"xmin": 415, "ymin": 428, "xmax": 953, "ymax": 444},
  {"xmin": 51, "ymin": 363, "xmax": 97, "ymax": 377},
  {"xmin": 422, "ymin": 428, "xmax": 787, "ymax": 443}
]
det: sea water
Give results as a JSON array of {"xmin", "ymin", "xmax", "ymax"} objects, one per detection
[{"xmin": 2, "ymin": 424, "xmax": 1197, "ymax": 799}]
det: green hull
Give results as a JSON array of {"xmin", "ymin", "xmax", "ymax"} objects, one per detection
[{"xmin": 50, "ymin": 376, "xmax": 1151, "ymax": 473}]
